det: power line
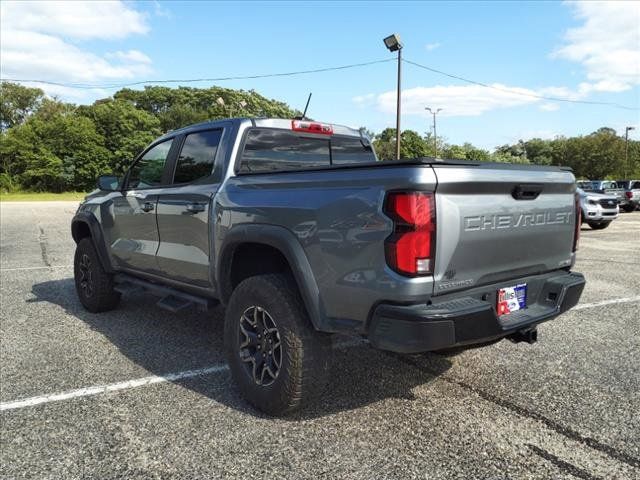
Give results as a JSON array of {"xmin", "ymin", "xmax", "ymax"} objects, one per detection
[
  {"xmin": 403, "ymin": 58, "xmax": 639, "ymax": 111},
  {"xmin": 2, "ymin": 56, "xmax": 637, "ymax": 111},
  {"xmin": 1, "ymin": 58, "xmax": 395, "ymax": 90}
]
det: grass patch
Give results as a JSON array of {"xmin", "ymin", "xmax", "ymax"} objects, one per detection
[{"xmin": 0, "ymin": 191, "xmax": 88, "ymax": 202}]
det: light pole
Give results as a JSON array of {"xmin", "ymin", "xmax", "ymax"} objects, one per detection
[
  {"xmin": 425, "ymin": 107, "xmax": 442, "ymax": 158},
  {"xmin": 384, "ymin": 34, "xmax": 403, "ymax": 160},
  {"xmin": 625, "ymin": 126, "xmax": 635, "ymax": 179}
]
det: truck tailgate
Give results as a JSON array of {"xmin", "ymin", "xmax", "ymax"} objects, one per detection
[{"xmin": 432, "ymin": 164, "xmax": 577, "ymax": 295}]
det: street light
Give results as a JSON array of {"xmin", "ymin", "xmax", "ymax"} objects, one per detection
[
  {"xmin": 425, "ymin": 107, "xmax": 442, "ymax": 158},
  {"xmin": 383, "ymin": 34, "xmax": 403, "ymax": 160},
  {"xmin": 625, "ymin": 126, "xmax": 635, "ymax": 179}
]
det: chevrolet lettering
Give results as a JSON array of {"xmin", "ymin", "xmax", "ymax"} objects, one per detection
[{"xmin": 464, "ymin": 210, "xmax": 573, "ymax": 232}]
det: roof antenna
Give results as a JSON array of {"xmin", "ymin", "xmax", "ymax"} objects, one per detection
[{"xmin": 301, "ymin": 92, "xmax": 312, "ymax": 119}]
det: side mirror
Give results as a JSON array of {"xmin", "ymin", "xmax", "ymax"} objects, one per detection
[{"xmin": 97, "ymin": 175, "xmax": 121, "ymax": 191}]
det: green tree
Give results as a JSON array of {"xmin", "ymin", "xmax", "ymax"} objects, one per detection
[
  {"xmin": 0, "ymin": 82, "xmax": 45, "ymax": 131},
  {"xmin": 442, "ymin": 142, "xmax": 492, "ymax": 161},
  {"xmin": 1, "ymin": 99, "xmax": 110, "ymax": 191},
  {"xmin": 114, "ymin": 85, "xmax": 298, "ymax": 132},
  {"xmin": 372, "ymin": 128, "xmax": 431, "ymax": 160},
  {"xmin": 78, "ymin": 99, "xmax": 161, "ymax": 174}
]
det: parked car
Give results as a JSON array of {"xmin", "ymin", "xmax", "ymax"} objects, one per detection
[
  {"xmin": 580, "ymin": 180, "xmax": 630, "ymax": 211},
  {"xmin": 615, "ymin": 180, "xmax": 640, "ymax": 211},
  {"xmin": 71, "ymin": 117, "xmax": 585, "ymax": 415},
  {"xmin": 577, "ymin": 187, "xmax": 619, "ymax": 229}
]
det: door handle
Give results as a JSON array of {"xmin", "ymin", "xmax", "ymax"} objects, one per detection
[
  {"xmin": 185, "ymin": 203, "xmax": 206, "ymax": 213},
  {"xmin": 141, "ymin": 201, "xmax": 155, "ymax": 212},
  {"xmin": 512, "ymin": 184, "xmax": 543, "ymax": 200}
]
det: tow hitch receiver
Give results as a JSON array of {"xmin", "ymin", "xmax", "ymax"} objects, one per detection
[{"xmin": 508, "ymin": 327, "xmax": 538, "ymax": 344}]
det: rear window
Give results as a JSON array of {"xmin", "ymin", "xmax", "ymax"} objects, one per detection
[
  {"xmin": 239, "ymin": 129, "xmax": 329, "ymax": 173},
  {"xmin": 331, "ymin": 135, "xmax": 377, "ymax": 165},
  {"xmin": 239, "ymin": 128, "xmax": 377, "ymax": 173}
]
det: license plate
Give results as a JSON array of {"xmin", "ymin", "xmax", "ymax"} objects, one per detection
[{"xmin": 497, "ymin": 283, "xmax": 527, "ymax": 316}]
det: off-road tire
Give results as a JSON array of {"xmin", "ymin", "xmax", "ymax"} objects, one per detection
[
  {"xmin": 587, "ymin": 221, "xmax": 610, "ymax": 230},
  {"xmin": 73, "ymin": 238, "xmax": 120, "ymax": 313},
  {"xmin": 224, "ymin": 273, "xmax": 332, "ymax": 415}
]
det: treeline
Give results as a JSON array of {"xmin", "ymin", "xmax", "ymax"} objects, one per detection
[
  {"xmin": 372, "ymin": 127, "xmax": 639, "ymax": 180},
  {"xmin": 0, "ymin": 82, "xmax": 297, "ymax": 192},
  {"xmin": 1, "ymin": 81, "xmax": 638, "ymax": 192}
]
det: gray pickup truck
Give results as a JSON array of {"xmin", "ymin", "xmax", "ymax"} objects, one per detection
[
  {"xmin": 616, "ymin": 180, "xmax": 640, "ymax": 211},
  {"xmin": 71, "ymin": 118, "xmax": 586, "ymax": 414}
]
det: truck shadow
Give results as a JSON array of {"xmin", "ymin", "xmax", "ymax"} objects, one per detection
[{"xmin": 30, "ymin": 278, "xmax": 451, "ymax": 420}]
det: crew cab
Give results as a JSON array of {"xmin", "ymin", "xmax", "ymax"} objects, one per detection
[{"xmin": 71, "ymin": 118, "xmax": 586, "ymax": 414}]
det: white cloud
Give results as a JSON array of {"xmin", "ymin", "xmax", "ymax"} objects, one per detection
[
  {"xmin": 1, "ymin": 0, "xmax": 149, "ymax": 39},
  {"xmin": 1, "ymin": 30, "xmax": 153, "ymax": 82},
  {"xmin": 377, "ymin": 84, "xmax": 540, "ymax": 117},
  {"xmin": 0, "ymin": 1, "xmax": 153, "ymax": 99},
  {"xmin": 553, "ymin": 1, "xmax": 640, "ymax": 92},
  {"xmin": 425, "ymin": 42, "xmax": 441, "ymax": 51}
]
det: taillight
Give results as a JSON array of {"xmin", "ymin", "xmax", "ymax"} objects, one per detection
[
  {"xmin": 625, "ymin": 191, "xmax": 633, "ymax": 200},
  {"xmin": 291, "ymin": 119, "xmax": 333, "ymax": 135},
  {"xmin": 384, "ymin": 192, "xmax": 436, "ymax": 276},
  {"xmin": 573, "ymin": 192, "xmax": 581, "ymax": 252}
]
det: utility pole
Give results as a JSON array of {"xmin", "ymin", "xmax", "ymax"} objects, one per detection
[
  {"xmin": 425, "ymin": 107, "xmax": 442, "ymax": 158},
  {"xmin": 383, "ymin": 34, "xmax": 403, "ymax": 160},
  {"xmin": 625, "ymin": 126, "xmax": 635, "ymax": 179}
]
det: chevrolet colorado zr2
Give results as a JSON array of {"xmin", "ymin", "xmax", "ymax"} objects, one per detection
[{"xmin": 71, "ymin": 118, "xmax": 586, "ymax": 414}]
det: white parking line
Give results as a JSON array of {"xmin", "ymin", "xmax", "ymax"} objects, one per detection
[
  {"xmin": 571, "ymin": 296, "xmax": 640, "ymax": 311},
  {"xmin": 0, "ymin": 365, "xmax": 229, "ymax": 412},
  {"xmin": 1, "ymin": 297, "xmax": 636, "ymax": 413},
  {"xmin": 0, "ymin": 265, "xmax": 70, "ymax": 272}
]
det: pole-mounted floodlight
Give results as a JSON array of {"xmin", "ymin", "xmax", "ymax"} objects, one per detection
[
  {"xmin": 383, "ymin": 34, "xmax": 402, "ymax": 52},
  {"xmin": 384, "ymin": 34, "xmax": 403, "ymax": 160}
]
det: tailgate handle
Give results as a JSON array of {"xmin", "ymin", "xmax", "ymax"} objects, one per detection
[{"xmin": 512, "ymin": 184, "xmax": 543, "ymax": 200}]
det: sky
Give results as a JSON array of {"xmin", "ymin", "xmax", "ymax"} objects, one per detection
[{"xmin": 1, "ymin": 0, "xmax": 639, "ymax": 150}]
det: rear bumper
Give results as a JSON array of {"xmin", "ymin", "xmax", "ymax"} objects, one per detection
[{"xmin": 368, "ymin": 271, "xmax": 585, "ymax": 353}]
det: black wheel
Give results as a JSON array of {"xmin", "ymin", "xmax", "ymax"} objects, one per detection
[
  {"xmin": 622, "ymin": 205, "xmax": 635, "ymax": 213},
  {"xmin": 73, "ymin": 238, "xmax": 120, "ymax": 313},
  {"xmin": 587, "ymin": 221, "xmax": 610, "ymax": 230},
  {"xmin": 224, "ymin": 274, "xmax": 332, "ymax": 415}
]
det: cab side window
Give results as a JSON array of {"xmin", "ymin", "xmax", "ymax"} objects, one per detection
[
  {"xmin": 173, "ymin": 129, "xmax": 222, "ymax": 184},
  {"xmin": 128, "ymin": 139, "xmax": 174, "ymax": 189}
]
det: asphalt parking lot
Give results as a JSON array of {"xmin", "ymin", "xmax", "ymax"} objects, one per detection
[{"xmin": 1, "ymin": 201, "xmax": 639, "ymax": 480}]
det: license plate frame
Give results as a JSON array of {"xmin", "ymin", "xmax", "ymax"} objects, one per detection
[{"xmin": 497, "ymin": 283, "xmax": 527, "ymax": 316}]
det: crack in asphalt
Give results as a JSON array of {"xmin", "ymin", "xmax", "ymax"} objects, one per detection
[
  {"xmin": 37, "ymin": 225, "xmax": 51, "ymax": 267},
  {"xmin": 526, "ymin": 444, "xmax": 603, "ymax": 480},
  {"xmin": 387, "ymin": 353, "xmax": 640, "ymax": 470}
]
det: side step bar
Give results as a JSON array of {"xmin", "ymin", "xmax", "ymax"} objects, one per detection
[{"xmin": 113, "ymin": 274, "xmax": 219, "ymax": 313}]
